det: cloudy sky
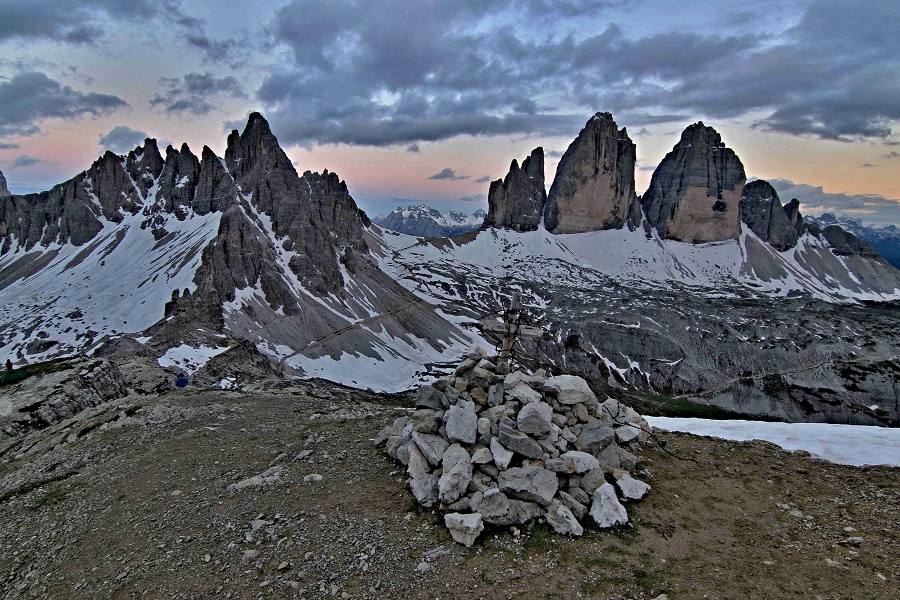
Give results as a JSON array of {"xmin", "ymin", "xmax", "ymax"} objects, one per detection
[{"xmin": 0, "ymin": 0, "xmax": 898, "ymax": 224}]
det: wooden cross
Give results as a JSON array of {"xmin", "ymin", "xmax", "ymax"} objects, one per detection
[{"xmin": 478, "ymin": 291, "xmax": 542, "ymax": 371}]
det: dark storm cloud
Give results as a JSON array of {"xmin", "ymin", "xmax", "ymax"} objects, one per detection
[
  {"xmin": 12, "ymin": 155, "xmax": 45, "ymax": 168},
  {"xmin": 0, "ymin": 0, "xmax": 240, "ymax": 63},
  {"xmin": 0, "ymin": 71, "xmax": 126, "ymax": 138},
  {"xmin": 428, "ymin": 168, "xmax": 468, "ymax": 181},
  {"xmin": 406, "ymin": 143, "xmax": 420, "ymax": 153},
  {"xmin": 151, "ymin": 72, "xmax": 245, "ymax": 116},
  {"xmin": 259, "ymin": 0, "xmax": 898, "ymax": 148},
  {"xmin": 99, "ymin": 125, "xmax": 149, "ymax": 154},
  {"xmin": 0, "ymin": 142, "xmax": 20, "ymax": 149},
  {"xmin": 458, "ymin": 194, "xmax": 487, "ymax": 203},
  {"xmin": 475, "ymin": 176, "xmax": 492, "ymax": 183},
  {"xmin": 769, "ymin": 178, "xmax": 900, "ymax": 225}
]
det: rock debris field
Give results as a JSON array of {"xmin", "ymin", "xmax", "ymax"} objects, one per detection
[
  {"xmin": 377, "ymin": 348, "xmax": 652, "ymax": 546},
  {"xmin": 0, "ymin": 371, "xmax": 897, "ymax": 598}
]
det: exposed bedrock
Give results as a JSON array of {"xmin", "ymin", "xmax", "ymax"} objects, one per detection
[
  {"xmin": 484, "ymin": 147, "xmax": 546, "ymax": 232},
  {"xmin": 544, "ymin": 113, "xmax": 639, "ymax": 233},
  {"xmin": 740, "ymin": 179, "xmax": 799, "ymax": 251},
  {"xmin": 642, "ymin": 122, "xmax": 746, "ymax": 243}
]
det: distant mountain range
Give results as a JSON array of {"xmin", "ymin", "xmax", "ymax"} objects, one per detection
[
  {"xmin": 374, "ymin": 205, "xmax": 485, "ymax": 237},
  {"xmin": 1, "ymin": 111, "xmax": 898, "ymax": 427},
  {"xmin": 805, "ymin": 213, "xmax": 900, "ymax": 269}
]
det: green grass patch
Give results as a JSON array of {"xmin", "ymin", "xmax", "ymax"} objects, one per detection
[
  {"xmin": 523, "ymin": 522, "xmax": 552, "ymax": 553},
  {"xmin": 623, "ymin": 390, "xmax": 743, "ymax": 420}
]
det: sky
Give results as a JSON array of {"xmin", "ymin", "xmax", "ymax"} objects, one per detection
[{"xmin": 0, "ymin": 0, "xmax": 898, "ymax": 225}]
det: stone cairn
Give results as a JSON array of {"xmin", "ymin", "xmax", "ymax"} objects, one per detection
[{"xmin": 375, "ymin": 346, "xmax": 653, "ymax": 547}]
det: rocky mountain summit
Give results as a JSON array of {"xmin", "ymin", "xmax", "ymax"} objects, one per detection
[
  {"xmin": 484, "ymin": 148, "xmax": 546, "ymax": 232},
  {"xmin": 376, "ymin": 205, "xmax": 485, "ymax": 237},
  {"xmin": 740, "ymin": 180, "xmax": 800, "ymax": 251},
  {"xmin": 641, "ymin": 122, "xmax": 746, "ymax": 243},
  {"xmin": 544, "ymin": 113, "xmax": 640, "ymax": 233}
]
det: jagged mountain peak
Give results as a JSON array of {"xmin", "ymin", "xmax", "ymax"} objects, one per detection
[
  {"xmin": 484, "ymin": 147, "xmax": 546, "ymax": 232},
  {"xmin": 0, "ymin": 168, "xmax": 9, "ymax": 199},
  {"xmin": 544, "ymin": 112, "xmax": 637, "ymax": 233},
  {"xmin": 740, "ymin": 179, "xmax": 799, "ymax": 251},
  {"xmin": 642, "ymin": 121, "xmax": 745, "ymax": 243}
]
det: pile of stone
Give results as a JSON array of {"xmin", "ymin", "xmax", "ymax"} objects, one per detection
[{"xmin": 375, "ymin": 348, "xmax": 653, "ymax": 547}]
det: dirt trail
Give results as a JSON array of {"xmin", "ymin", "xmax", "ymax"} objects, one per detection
[{"xmin": 0, "ymin": 386, "xmax": 896, "ymax": 599}]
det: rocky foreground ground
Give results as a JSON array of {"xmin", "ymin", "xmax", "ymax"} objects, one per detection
[{"xmin": 0, "ymin": 383, "xmax": 897, "ymax": 599}]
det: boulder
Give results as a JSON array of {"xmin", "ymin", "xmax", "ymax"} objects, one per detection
[
  {"xmin": 615, "ymin": 471, "xmax": 651, "ymax": 501},
  {"xmin": 412, "ymin": 431, "xmax": 449, "ymax": 466},
  {"xmin": 517, "ymin": 401, "xmax": 553, "ymax": 435},
  {"xmin": 409, "ymin": 473, "xmax": 439, "ymax": 508},
  {"xmin": 575, "ymin": 423, "xmax": 615, "ymax": 455},
  {"xmin": 445, "ymin": 401, "xmax": 478, "ymax": 445},
  {"xmin": 546, "ymin": 500, "xmax": 584, "ymax": 537},
  {"xmin": 498, "ymin": 418, "xmax": 544, "ymax": 459},
  {"xmin": 490, "ymin": 438, "xmax": 515, "ymax": 470},
  {"xmin": 590, "ymin": 483, "xmax": 628, "ymax": 528},
  {"xmin": 438, "ymin": 444, "xmax": 473, "ymax": 504},
  {"xmin": 498, "ymin": 466, "xmax": 558, "ymax": 505},
  {"xmin": 444, "ymin": 513, "xmax": 484, "ymax": 547},
  {"xmin": 545, "ymin": 451, "xmax": 600, "ymax": 474},
  {"xmin": 544, "ymin": 375, "xmax": 597, "ymax": 406}
]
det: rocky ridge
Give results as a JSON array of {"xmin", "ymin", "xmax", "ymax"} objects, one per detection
[
  {"xmin": 376, "ymin": 347, "xmax": 651, "ymax": 546},
  {"xmin": 484, "ymin": 148, "xmax": 546, "ymax": 232},
  {"xmin": 544, "ymin": 113, "xmax": 640, "ymax": 233},
  {"xmin": 642, "ymin": 122, "xmax": 746, "ymax": 243}
]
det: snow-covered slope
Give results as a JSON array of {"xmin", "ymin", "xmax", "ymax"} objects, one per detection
[
  {"xmin": 647, "ymin": 417, "xmax": 900, "ymax": 467},
  {"xmin": 375, "ymin": 224, "xmax": 900, "ymax": 302},
  {"xmin": 370, "ymin": 223, "xmax": 900, "ymax": 425},
  {"xmin": 0, "ymin": 188, "xmax": 221, "ymax": 362}
]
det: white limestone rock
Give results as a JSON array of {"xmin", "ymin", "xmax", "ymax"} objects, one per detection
[
  {"xmin": 517, "ymin": 401, "xmax": 553, "ymax": 435},
  {"xmin": 615, "ymin": 470, "xmax": 651, "ymax": 501},
  {"xmin": 590, "ymin": 482, "xmax": 628, "ymax": 528},
  {"xmin": 545, "ymin": 451, "xmax": 600, "ymax": 474},
  {"xmin": 544, "ymin": 375, "xmax": 597, "ymax": 406},
  {"xmin": 546, "ymin": 500, "xmax": 584, "ymax": 537},
  {"xmin": 445, "ymin": 400, "xmax": 478, "ymax": 445},
  {"xmin": 444, "ymin": 513, "xmax": 484, "ymax": 547},
  {"xmin": 498, "ymin": 465, "xmax": 558, "ymax": 506},
  {"xmin": 490, "ymin": 438, "xmax": 514, "ymax": 470},
  {"xmin": 438, "ymin": 444, "xmax": 472, "ymax": 504}
]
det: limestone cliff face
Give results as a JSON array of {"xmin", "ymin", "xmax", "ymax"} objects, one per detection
[
  {"xmin": 740, "ymin": 180, "xmax": 799, "ymax": 251},
  {"xmin": 544, "ymin": 113, "xmax": 638, "ymax": 233},
  {"xmin": 642, "ymin": 122, "xmax": 745, "ymax": 243},
  {"xmin": 0, "ymin": 169, "xmax": 10, "ymax": 199},
  {"xmin": 156, "ymin": 143, "xmax": 201, "ymax": 217},
  {"xmin": 484, "ymin": 147, "xmax": 546, "ymax": 232}
]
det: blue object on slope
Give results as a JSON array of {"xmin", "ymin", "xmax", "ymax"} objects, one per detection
[{"xmin": 175, "ymin": 377, "xmax": 189, "ymax": 388}]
